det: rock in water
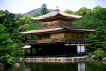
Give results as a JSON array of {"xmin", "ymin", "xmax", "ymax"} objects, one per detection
[{"xmin": 14, "ymin": 63, "xmax": 20, "ymax": 68}]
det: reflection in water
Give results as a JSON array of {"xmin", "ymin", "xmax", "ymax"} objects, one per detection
[
  {"xmin": 0, "ymin": 63, "xmax": 4, "ymax": 71},
  {"xmin": 25, "ymin": 62, "xmax": 86, "ymax": 71},
  {"xmin": 1, "ymin": 62, "xmax": 106, "ymax": 71},
  {"xmin": 78, "ymin": 62, "xmax": 85, "ymax": 71},
  {"xmin": 24, "ymin": 68, "xmax": 31, "ymax": 71},
  {"xmin": 26, "ymin": 63, "xmax": 78, "ymax": 71}
]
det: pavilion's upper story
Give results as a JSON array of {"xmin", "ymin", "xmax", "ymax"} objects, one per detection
[{"xmin": 20, "ymin": 10, "xmax": 95, "ymax": 44}]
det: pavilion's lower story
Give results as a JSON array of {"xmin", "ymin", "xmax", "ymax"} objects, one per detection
[{"xmin": 24, "ymin": 43, "xmax": 85, "ymax": 58}]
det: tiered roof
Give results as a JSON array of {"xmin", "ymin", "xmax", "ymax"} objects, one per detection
[{"xmin": 21, "ymin": 10, "xmax": 95, "ymax": 35}]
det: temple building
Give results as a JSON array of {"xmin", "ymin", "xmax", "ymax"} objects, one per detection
[{"xmin": 21, "ymin": 10, "xmax": 95, "ymax": 57}]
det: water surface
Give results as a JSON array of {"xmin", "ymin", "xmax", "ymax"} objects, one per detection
[{"xmin": 1, "ymin": 62, "xmax": 106, "ymax": 71}]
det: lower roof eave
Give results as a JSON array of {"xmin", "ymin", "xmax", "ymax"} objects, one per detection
[
  {"xmin": 20, "ymin": 28, "xmax": 64, "ymax": 35},
  {"xmin": 20, "ymin": 28, "xmax": 96, "ymax": 35},
  {"xmin": 71, "ymin": 29, "xmax": 96, "ymax": 33}
]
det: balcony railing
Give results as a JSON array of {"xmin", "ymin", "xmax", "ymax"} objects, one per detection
[{"xmin": 24, "ymin": 38, "xmax": 88, "ymax": 45}]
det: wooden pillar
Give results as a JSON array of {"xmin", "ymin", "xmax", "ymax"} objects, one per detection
[
  {"xmin": 30, "ymin": 47, "xmax": 33, "ymax": 57},
  {"xmin": 24, "ymin": 49, "xmax": 27, "ymax": 58}
]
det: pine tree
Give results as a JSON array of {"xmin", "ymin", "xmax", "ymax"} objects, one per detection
[{"xmin": 41, "ymin": 3, "xmax": 49, "ymax": 15}]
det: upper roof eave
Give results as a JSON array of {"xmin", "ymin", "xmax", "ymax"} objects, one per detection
[{"xmin": 32, "ymin": 11, "xmax": 82, "ymax": 22}]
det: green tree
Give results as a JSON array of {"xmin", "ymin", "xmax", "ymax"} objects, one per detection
[
  {"xmin": 0, "ymin": 24, "xmax": 17, "ymax": 63},
  {"xmin": 75, "ymin": 7, "xmax": 92, "ymax": 15},
  {"xmin": 0, "ymin": 10, "xmax": 24, "ymax": 63},
  {"xmin": 40, "ymin": 3, "xmax": 49, "ymax": 15},
  {"xmin": 64, "ymin": 9, "xmax": 74, "ymax": 14}
]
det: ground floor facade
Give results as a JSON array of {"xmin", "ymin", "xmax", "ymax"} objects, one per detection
[{"xmin": 23, "ymin": 43, "xmax": 85, "ymax": 57}]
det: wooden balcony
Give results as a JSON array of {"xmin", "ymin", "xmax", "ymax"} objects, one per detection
[{"xmin": 24, "ymin": 38, "xmax": 86, "ymax": 45}]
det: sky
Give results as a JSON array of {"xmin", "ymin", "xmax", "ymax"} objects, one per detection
[{"xmin": 0, "ymin": 0, "xmax": 106, "ymax": 14}]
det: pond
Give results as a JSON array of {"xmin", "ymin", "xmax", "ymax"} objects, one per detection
[{"xmin": 1, "ymin": 62, "xmax": 106, "ymax": 71}]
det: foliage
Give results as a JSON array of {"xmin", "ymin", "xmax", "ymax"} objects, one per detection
[
  {"xmin": 64, "ymin": 9, "xmax": 74, "ymax": 14},
  {"xmin": 40, "ymin": 4, "xmax": 49, "ymax": 15},
  {"xmin": 17, "ymin": 14, "xmax": 43, "ymax": 31},
  {"xmin": 0, "ymin": 9, "xmax": 44, "ymax": 63},
  {"xmin": 0, "ymin": 54, "xmax": 15, "ymax": 64},
  {"xmin": 75, "ymin": 7, "xmax": 92, "ymax": 15},
  {"xmin": 0, "ymin": 10, "xmax": 23, "ymax": 63},
  {"xmin": 93, "ymin": 49, "xmax": 105, "ymax": 58},
  {"xmin": 88, "ymin": 48, "xmax": 105, "ymax": 60},
  {"xmin": 0, "ymin": 24, "xmax": 17, "ymax": 56}
]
